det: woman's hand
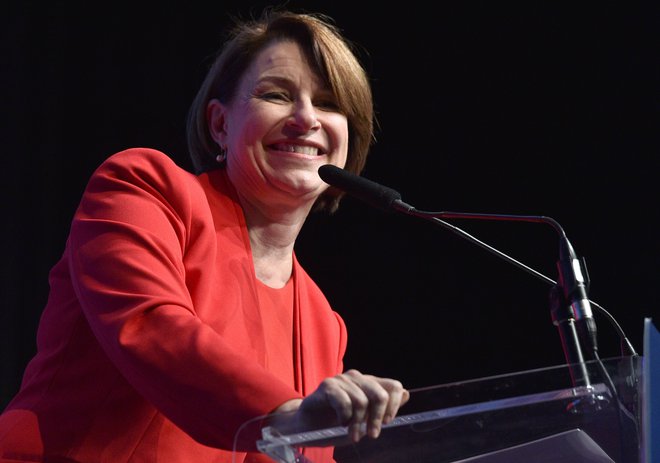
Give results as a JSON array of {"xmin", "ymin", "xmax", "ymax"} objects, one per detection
[{"xmin": 274, "ymin": 369, "xmax": 410, "ymax": 443}]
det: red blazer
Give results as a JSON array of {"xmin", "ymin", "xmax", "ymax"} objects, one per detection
[{"xmin": 0, "ymin": 148, "xmax": 347, "ymax": 462}]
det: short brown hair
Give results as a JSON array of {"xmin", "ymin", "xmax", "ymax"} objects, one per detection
[{"xmin": 186, "ymin": 9, "xmax": 375, "ymax": 213}]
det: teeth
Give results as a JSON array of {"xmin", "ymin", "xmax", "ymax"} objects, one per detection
[{"xmin": 273, "ymin": 144, "xmax": 319, "ymax": 156}]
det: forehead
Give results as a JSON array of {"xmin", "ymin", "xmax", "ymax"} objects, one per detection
[{"xmin": 246, "ymin": 39, "xmax": 323, "ymax": 87}]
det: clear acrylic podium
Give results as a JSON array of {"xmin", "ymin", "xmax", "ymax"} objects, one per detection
[{"xmin": 233, "ymin": 355, "xmax": 644, "ymax": 462}]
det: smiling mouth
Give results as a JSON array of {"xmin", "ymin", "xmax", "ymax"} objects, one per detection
[{"xmin": 271, "ymin": 143, "xmax": 323, "ymax": 156}]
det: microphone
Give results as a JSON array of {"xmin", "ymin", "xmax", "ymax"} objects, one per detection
[
  {"xmin": 317, "ymin": 164, "xmax": 636, "ymax": 385},
  {"xmin": 318, "ymin": 164, "xmax": 414, "ymax": 213}
]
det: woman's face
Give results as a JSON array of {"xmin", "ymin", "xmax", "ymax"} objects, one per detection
[{"xmin": 208, "ymin": 39, "xmax": 349, "ymax": 212}]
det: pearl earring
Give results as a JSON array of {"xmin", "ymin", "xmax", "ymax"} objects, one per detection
[{"xmin": 215, "ymin": 148, "xmax": 227, "ymax": 164}]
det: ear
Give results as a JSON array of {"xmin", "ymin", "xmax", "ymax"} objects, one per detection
[{"xmin": 207, "ymin": 99, "xmax": 228, "ymax": 147}]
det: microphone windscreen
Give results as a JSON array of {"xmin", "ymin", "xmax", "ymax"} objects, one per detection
[{"xmin": 318, "ymin": 165, "xmax": 401, "ymax": 211}]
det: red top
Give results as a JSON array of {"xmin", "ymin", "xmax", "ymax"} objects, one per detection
[
  {"xmin": 257, "ymin": 278, "xmax": 295, "ymax": 385},
  {"xmin": 0, "ymin": 148, "xmax": 347, "ymax": 462}
]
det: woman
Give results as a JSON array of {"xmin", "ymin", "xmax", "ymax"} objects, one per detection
[{"xmin": 0, "ymin": 9, "xmax": 409, "ymax": 462}]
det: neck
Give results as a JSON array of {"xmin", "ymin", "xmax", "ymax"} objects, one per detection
[{"xmin": 238, "ymin": 194, "xmax": 314, "ymax": 288}]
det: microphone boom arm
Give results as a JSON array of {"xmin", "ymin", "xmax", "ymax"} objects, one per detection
[{"xmin": 392, "ymin": 201, "xmax": 637, "ymax": 357}]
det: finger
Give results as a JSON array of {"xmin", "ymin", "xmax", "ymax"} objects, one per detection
[
  {"xmin": 352, "ymin": 374, "xmax": 410, "ymax": 438},
  {"xmin": 344, "ymin": 370, "xmax": 390, "ymax": 439},
  {"xmin": 336, "ymin": 372, "xmax": 372, "ymax": 442},
  {"xmin": 378, "ymin": 378, "xmax": 409, "ymax": 424},
  {"xmin": 313, "ymin": 373, "xmax": 368, "ymax": 430}
]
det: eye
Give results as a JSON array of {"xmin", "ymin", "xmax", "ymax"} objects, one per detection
[
  {"xmin": 315, "ymin": 98, "xmax": 341, "ymax": 112},
  {"xmin": 257, "ymin": 91, "xmax": 291, "ymax": 103},
  {"xmin": 314, "ymin": 100, "xmax": 340, "ymax": 113}
]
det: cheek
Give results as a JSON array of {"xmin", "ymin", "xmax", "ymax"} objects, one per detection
[
  {"xmin": 226, "ymin": 102, "xmax": 272, "ymax": 146},
  {"xmin": 332, "ymin": 116, "xmax": 350, "ymax": 159},
  {"xmin": 323, "ymin": 109, "xmax": 346, "ymax": 130},
  {"xmin": 226, "ymin": 125, "xmax": 257, "ymax": 156}
]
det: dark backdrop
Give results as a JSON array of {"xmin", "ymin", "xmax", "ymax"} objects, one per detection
[{"xmin": 2, "ymin": 2, "xmax": 658, "ymax": 408}]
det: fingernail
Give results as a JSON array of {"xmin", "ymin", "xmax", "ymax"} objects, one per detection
[{"xmin": 350, "ymin": 424, "xmax": 361, "ymax": 442}]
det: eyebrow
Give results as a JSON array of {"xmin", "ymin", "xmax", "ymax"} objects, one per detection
[
  {"xmin": 256, "ymin": 75, "xmax": 295, "ymax": 87},
  {"xmin": 256, "ymin": 73, "xmax": 330, "ymax": 91}
]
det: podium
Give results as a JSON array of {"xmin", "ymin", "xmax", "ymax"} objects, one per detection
[{"xmin": 234, "ymin": 355, "xmax": 647, "ymax": 462}]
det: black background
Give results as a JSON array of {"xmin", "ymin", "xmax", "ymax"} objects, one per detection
[{"xmin": 2, "ymin": 1, "xmax": 658, "ymax": 408}]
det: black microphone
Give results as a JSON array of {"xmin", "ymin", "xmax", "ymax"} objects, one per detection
[
  {"xmin": 318, "ymin": 164, "xmax": 414, "ymax": 213},
  {"xmin": 318, "ymin": 164, "xmax": 635, "ymax": 364}
]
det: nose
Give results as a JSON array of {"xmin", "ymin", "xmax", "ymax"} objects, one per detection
[{"xmin": 286, "ymin": 99, "xmax": 320, "ymax": 132}]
